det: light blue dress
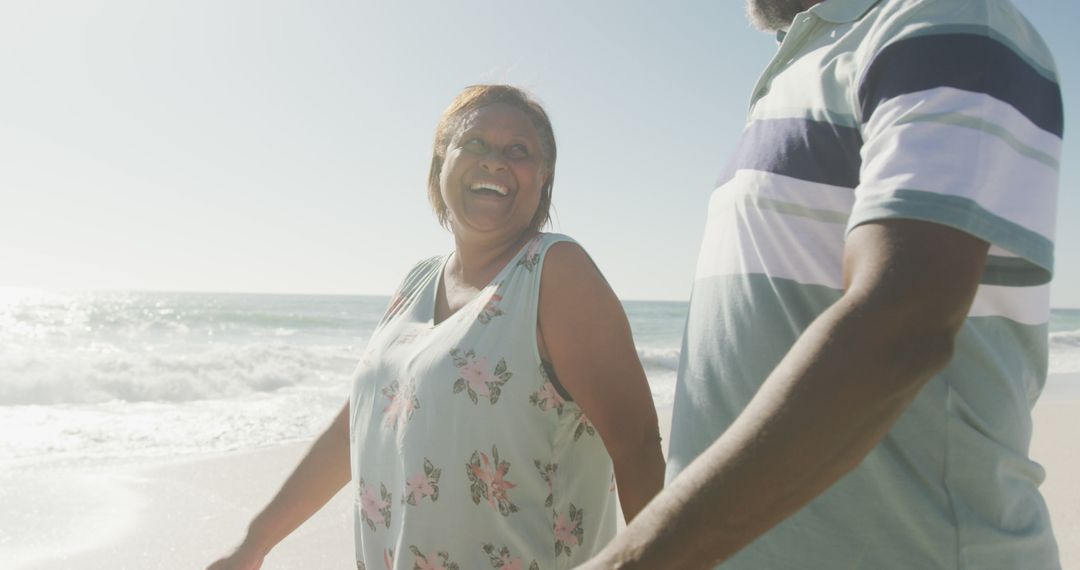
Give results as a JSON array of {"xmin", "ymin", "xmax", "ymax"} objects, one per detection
[{"xmin": 349, "ymin": 233, "xmax": 617, "ymax": 570}]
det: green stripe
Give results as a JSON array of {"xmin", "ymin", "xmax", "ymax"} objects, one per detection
[
  {"xmin": 847, "ymin": 189, "xmax": 1053, "ymax": 285},
  {"xmin": 983, "ymin": 255, "xmax": 1050, "ymax": 287},
  {"xmin": 751, "ymin": 107, "xmax": 862, "ymax": 130},
  {"xmin": 898, "ymin": 112, "xmax": 1060, "ymax": 169},
  {"xmin": 752, "ymin": 195, "xmax": 850, "ymax": 224}
]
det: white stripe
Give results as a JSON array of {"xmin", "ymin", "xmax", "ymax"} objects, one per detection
[
  {"xmin": 724, "ymin": 170, "xmax": 855, "ymax": 213},
  {"xmin": 697, "ymin": 183, "xmax": 1050, "ymax": 325},
  {"xmin": 859, "ymin": 96, "xmax": 1059, "ymax": 240},
  {"xmin": 864, "ymin": 87, "xmax": 1063, "ymax": 153},
  {"xmin": 969, "ymin": 284, "xmax": 1050, "ymax": 325},
  {"xmin": 696, "ymin": 184, "xmax": 846, "ymax": 289}
]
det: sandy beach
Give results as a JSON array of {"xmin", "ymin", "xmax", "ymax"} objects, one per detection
[{"xmin": 7, "ymin": 397, "xmax": 1077, "ymax": 569}]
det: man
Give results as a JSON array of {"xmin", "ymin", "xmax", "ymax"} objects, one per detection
[{"xmin": 580, "ymin": 0, "xmax": 1063, "ymax": 568}]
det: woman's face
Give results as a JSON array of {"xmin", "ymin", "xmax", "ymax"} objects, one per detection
[{"xmin": 439, "ymin": 102, "xmax": 547, "ymax": 241}]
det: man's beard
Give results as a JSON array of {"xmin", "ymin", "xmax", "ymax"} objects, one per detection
[{"xmin": 746, "ymin": 0, "xmax": 807, "ymax": 31}]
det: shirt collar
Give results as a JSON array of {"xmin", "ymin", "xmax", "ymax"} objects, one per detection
[
  {"xmin": 808, "ymin": 0, "xmax": 884, "ymax": 24},
  {"xmin": 776, "ymin": 0, "xmax": 881, "ymax": 42}
]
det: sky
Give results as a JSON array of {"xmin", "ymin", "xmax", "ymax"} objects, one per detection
[{"xmin": 1, "ymin": 0, "xmax": 1077, "ymax": 306}]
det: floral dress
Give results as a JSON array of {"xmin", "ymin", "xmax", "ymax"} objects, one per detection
[{"xmin": 349, "ymin": 233, "xmax": 617, "ymax": 570}]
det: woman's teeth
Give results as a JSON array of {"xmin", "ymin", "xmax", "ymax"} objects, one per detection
[{"xmin": 470, "ymin": 182, "xmax": 509, "ymax": 196}]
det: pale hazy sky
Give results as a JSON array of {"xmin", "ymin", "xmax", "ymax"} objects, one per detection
[{"xmin": 1, "ymin": 0, "xmax": 1077, "ymax": 305}]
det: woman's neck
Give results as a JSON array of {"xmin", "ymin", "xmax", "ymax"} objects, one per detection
[{"xmin": 448, "ymin": 230, "xmax": 538, "ymax": 288}]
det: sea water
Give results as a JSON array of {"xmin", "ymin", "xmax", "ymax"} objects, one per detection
[{"xmin": 1, "ymin": 289, "xmax": 1076, "ymax": 467}]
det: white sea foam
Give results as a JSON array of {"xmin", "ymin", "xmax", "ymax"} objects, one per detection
[
  {"xmin": 1049, "ymin": 329, "xmax": 1080, "ymax": 374},
  {"xmin": 1050, "ymin": 329, "xmax": 1080, "ymax": 348},
  {"xmin": 637, "ymin": 346, "xmax": 681, "ymax": 371},
  {"xmin": 0, "ymin": 343, "xmax": 357, "ymax": 406},
  {"xmin": 2, "ymin": 291, "xmax": 1076, "ymax": 467}
]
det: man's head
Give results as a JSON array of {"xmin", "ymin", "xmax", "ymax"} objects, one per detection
[{"xmin": 746, "ymin": 0, "xmax": 820, "ymax": 32}]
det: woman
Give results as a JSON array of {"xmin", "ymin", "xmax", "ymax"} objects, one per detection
[{"xmin": 209, "ymin": 85, "xmax": 664, "ymax": 570}]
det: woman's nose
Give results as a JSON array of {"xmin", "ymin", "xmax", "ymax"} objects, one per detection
[{"xmin": 480, "ymin": 152, "xmax": 508, "ymax": 173}]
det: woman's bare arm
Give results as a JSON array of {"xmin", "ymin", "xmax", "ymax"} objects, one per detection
[
  {"xmin": 207, "ymin": 401, "xmax": 352, "ymax": 570},
  {"xmin": 538, "ymin": 242, "xmax": 666, "ymax": 522}
]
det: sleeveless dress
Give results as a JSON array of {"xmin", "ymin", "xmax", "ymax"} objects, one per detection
[{"xmin": 349, "ymin": 233, "xmax": 617, "ymax": 570}]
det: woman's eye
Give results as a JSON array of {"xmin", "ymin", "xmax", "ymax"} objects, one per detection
[
  {"xmin": 462, "ymin": 138, "xmax": 487, "ymax": 153},
  {"xmin": 506, "ymin": 144, "xmax": 529, "ymax": 159}
]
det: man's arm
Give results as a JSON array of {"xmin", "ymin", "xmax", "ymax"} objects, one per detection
[
  {"xmin": 577, "ymin": 219, "xmax": 989, "ymax": 569},
  {"xmin": 207, "ymin": 402, "xmax": 352, "ymax": 570}
]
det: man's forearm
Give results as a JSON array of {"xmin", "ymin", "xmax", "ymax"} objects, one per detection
[{"xmin": 579, "ymin": 295, "xmax": 958, "ymax": 569}]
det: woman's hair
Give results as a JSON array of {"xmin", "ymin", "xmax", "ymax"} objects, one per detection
[{"xmin": 427, "ymin": 84, "xmax": 556, "ymax": 232}]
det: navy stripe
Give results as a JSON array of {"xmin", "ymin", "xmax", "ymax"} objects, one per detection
[
  {"xmin": 858, "ymin": 33, "xmax": 1063, "ymax": 137},
  {"xmin": 717, "ymin": 118, "xmax": 863, "ymax": 189}
]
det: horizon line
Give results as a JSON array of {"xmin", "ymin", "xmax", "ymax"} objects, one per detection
[
  {"xmin": 0, "ymin": 285, "xmax": 695, "ymax": 305},
  {"xmin": 2, "ymin": 285, "xmax": 1078, "ymax": 310}
]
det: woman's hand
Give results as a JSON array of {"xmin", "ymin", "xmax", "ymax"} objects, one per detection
[
  {"xmin": 206, "ymin": 402, "xmax": 352, "ymax": 570},
  {"xmin": 206, "ymin": 542, "xmax": 266, "ymax": 570}
]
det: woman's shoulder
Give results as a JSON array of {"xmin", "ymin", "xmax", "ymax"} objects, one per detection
[
  {"xmin": 390, "ymin": 255, "xmax": 442, "ymax": 301},
  {"xmin": 534, "ymin": 234, "xmax": 607, "ymax": 302},
  {"xmin": 401, "ymin": 254, "xmax": 442, "ymax": 282},
  {"xmin": 406, "ymin": 255, "xmax": 444, "ymax": 277},
  {"xmin": 535, "ymin": 231, "xmax": 578, "ymax": 248},
  {"xmin": 530, "ymin": 232, "xmax": 587, "ymax": 264},
  {"xmin": 535, "ymin": 233, "xmax": 595, "ymax": 272}
]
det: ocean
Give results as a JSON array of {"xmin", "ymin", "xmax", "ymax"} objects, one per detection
[{"xmin": 1, "ymin": 289, "xmax": 1077, "ymax": 468}]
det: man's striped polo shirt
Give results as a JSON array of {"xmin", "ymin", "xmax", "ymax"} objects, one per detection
[{"xmin": 667, "ymin": 0, "xmax": 1063, "ymax": 567}]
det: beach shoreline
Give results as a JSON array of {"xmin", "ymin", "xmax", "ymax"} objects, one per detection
[{"xmin": 7, "ymin": 395, "xmax": 1077, "ymax": 569}]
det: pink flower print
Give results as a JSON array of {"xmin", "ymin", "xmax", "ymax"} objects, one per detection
[
  {"xmin": 553, "ymin": 504, "xmax": 584, "ymax": 557},
  {"xmin": 476, "ymin": 293, "xmax": 504, "ymax": 324},
  {"xmin": 361, "ymin": 488, "xmax": 386, "ymax": 524},
  {"xmin": 450, "ymin": 348, "xmax": 513, "ymax": 405},
  {"xmin": 462, "ymin": 358, "xmax": 493, "ymax": 396},
  {"xmin": 383, "ymin": 549, "xmax": 394, "ymax": 570},
  {"xmin": 529, "ymin": 374, "xmax": 567, "ymax": 416},
  {"xmin": 358, "ymin": 479, "xmax": 392, "ymax": 532},
  {"xmin": 403, "ymin": 458, "xmax": 441, "ymax": 506},
  {"xmin": 408, "ymin": 546, "xmax": 460, "ymax": 570},
  {"xmin": 518, "ymin": 236, "xmax": 543, "ymax": 271},
  {"xmin": 554, "ymin": 513, "xmax": 579, "ymax": 546},
  {"xmin": 481, "ymin": 543, "xmax": 540, "ymax": 570},
  {"xmin": 466, "ymin": 446, "xmax": 519, "ymax": 516},
  {"xmin": 381, "ymin": 380, "xmax": 419, "ymax": 431},
  {"xmin": 405, "ymin": 473, "xmax": 433, "ymax": 502}
]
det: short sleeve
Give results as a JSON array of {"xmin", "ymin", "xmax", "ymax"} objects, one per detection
[{"xmin": 848, "ymin": 12, "xmax": 1063, "ymax": 286}]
